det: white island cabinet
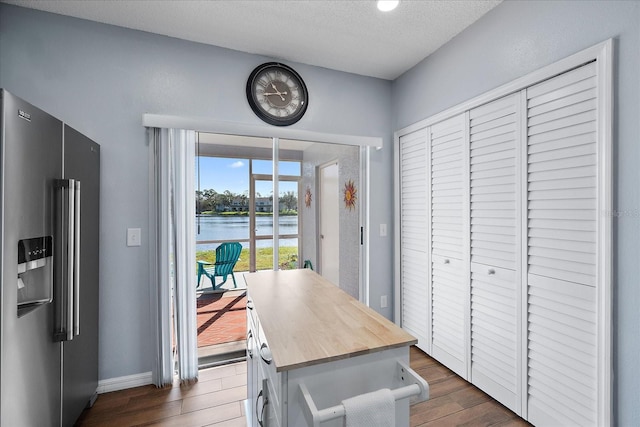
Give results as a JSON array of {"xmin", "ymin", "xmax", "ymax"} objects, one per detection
[{"xmin": 244, "ymin": 269, "xmax": 428, "ymax": 427}]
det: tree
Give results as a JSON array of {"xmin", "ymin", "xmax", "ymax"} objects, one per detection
[
  {"xmin": 279, "ymin": 191, "xmax": 298, "ymax": 211},
  {"xmin": 196, "ymin": 189, "xmax": 218, "ymax": 213},
  {"xmin": 222, "ymin": 190, "xmax": 233, "ymax": 209}
]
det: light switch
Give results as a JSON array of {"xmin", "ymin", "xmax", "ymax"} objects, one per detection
[
  {"xmin": 379, "ymin": 223, "xmax": 387, "ymax": 237},
  {"xmin": 127, "ymin": 228, "xmax": 141, "ymax": 247},
  {"xmin": 381, "ymin": 295, "xmax": 388, "ymax": 308}
]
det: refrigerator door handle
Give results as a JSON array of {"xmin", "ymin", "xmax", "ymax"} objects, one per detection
[
  {"xmin": 73, "ymin": 180, "xmax": 81, "ymax": 337},
  {"xmin": 66, "ymin": 179, "xmax": 75, "ymax": 341},
  {"xmin": 54, "ymin": 179, "xmax": 76, "ymax": 342}
]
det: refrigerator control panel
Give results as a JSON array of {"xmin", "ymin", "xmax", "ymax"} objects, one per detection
[
  {"xmin": 17, "ymin": 236, "xmax": 54, "ymax": 316},
  {"xmin": 18, "ymin": 236, "xmax": 53, "ymax": 271}
]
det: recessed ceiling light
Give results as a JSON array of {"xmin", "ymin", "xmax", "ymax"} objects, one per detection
[{"xmin": 377, "ymin": 0, "xmax": 399, "ymax": 12}]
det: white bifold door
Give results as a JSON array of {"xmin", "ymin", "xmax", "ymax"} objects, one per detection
[
  {"xmin": 428, "ymin": 114, "xmax": 468, "ymax": 379},
  {"xmin": 524, "ymin": 61, "xmax": 601, "ymax": 427},
  {"xmin": 396, "ymin": 52, "xmax": 611, "ymax": 426},
  {"xmin": 398, "ymin": 128, "xmax": 429, "ymax": 349},
  {"xmin": 468, "ymin": 93, "xmax": 521, "ymax": 414}
]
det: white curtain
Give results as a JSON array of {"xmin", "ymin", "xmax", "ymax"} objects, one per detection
[{"xmin": 149, "ymin": 128, "xmax": 198, "ymax": 386}]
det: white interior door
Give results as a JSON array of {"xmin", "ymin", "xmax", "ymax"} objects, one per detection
[
  {"xmin": 319, "ymin": 161, "xmax": 339, "ymax": 285},
  {"xmin": 398, "ymin": 128, "xmax": 430, "ymax": 351},
  {"xmin": 469, "ymin": 93, "xmax": 520, "ymax": 413},
  {"xmin": 429, "ymin": 114, "xmax": 468, "ymax": 379},
  {"xmin": 525, "ymin": 61, "xmax": 601, "ymax": 427}
]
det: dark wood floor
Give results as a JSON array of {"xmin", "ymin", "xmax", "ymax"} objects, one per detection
[
  {"xmin": 408, "ymin": 347, "xmax": 530, "ymax": 426},
  {"xmin": 76, "ymin": 346, "xmax": 531, "ymax": 427}
]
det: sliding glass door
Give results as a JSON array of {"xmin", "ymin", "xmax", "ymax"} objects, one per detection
[
  {"xmin": 250, "ymin": 174, "xmax": 301, "ymax": 271},
  {"xmin": 196, "ymin": 135, "xmax": 364, "ymax": 296},
  {"xmin": 195, "ymin": 155, "xmax": 251, "ymax": 289}
]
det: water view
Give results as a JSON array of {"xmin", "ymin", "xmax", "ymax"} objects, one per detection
[{"xmin": 195, "ymin": 215, "xmax": 299, "ymax": 251}]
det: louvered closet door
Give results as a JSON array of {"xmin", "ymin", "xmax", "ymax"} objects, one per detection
[
  {"xmin": 399, "ymin": 128, "xmax": 429, "ymax": 350},
  {"xmin": 468, "ymin": 94, "xmax": 520, "ymax": 413},
  {"xmin": 429, "ymin": 114, "xmax": 468, "ymax": 377},
  {"xmin": 526, "ymin": 62, "xmax": 599, "ymax": 426}
]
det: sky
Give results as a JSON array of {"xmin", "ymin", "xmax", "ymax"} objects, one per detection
[{"xmin": 196, "ymin": 157, "xmax": 301, "ymax": 197}]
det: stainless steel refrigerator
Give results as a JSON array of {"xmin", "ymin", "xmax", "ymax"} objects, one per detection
[{"xmin": 0, "ymin": 90, "xmax": 100, "ymax": 426}]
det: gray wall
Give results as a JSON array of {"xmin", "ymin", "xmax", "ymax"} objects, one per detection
[
  {"xmin": 391, "ymin": 1, "xmax": 640, "ymax": 424},
  {"xmin": 0, "ymin": 4, "xmax": 394, "ymax": 381},
  {"xmin": 302, "ymin": 143, "xmax": 360, "ymax": 298},
  {"xmin": 6, "ymin": 1, "xmax": 633, "ymax": 422}
]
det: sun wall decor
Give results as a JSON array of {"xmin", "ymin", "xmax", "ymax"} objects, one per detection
[
  {"xmin": 343, "ymin": 179, "xmax": 357, "ymax": 211},
  {"xmin": 304, "ymin": 186, "xmax": 312, "ymax": 208}
]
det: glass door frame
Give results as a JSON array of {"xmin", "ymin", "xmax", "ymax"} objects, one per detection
[
  {"xmin": 249, "ymin": 173, "xmax": 302, "ymax": 271},
  {"xmin": 187, "ymin": 124, "xmax": 374, "ymax": 304}
]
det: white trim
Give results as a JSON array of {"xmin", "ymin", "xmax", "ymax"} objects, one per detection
[
  {"xmin": 394, "ymin": 39, "xmax": 612, "ymax": 137},
  {"xmin": 462, "ymin": 110, "xmax": 471, "ymax": 380},
  {"xmin": 597, "ymin": 38, "xmax": 613, "ymax": 427},
  {"xmin": 360, "ymin": 146, "xmax": 369, "ymax": 305},
  {"xmin": 517, "ymin": 88, "xmax": 528, "ymax": 419},
  {"xmin": 97, "ymin": 371, "xmax": 153, "ymax": 394},
  {"xmin": 393, "ymin": 132, "xmax": 401, "ymax": 324},
  {"xmin": 142, "ymin": 114, "xmax": 383, "ymax": 148}
]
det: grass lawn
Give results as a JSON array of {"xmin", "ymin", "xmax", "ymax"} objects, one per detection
[{"xmin": 196, "ymin": 246, "xmax": 299, "ymax": 271}]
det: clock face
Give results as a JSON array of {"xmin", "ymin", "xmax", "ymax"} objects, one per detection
[{"xmin": 246, "ymin": 62, "xmax": 308, "ymax": 126}]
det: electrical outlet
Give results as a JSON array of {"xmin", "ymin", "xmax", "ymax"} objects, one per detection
[
  {"xmin": 127, "ymin": 228, "xmax": 141, "ymax": 247},
  {"xmin": 380, "ymin": 295, "xmax": 388, "ymax": 308}
]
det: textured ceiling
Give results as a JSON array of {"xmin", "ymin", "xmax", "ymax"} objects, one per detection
[{"xmin": 2, "ymin": 0, "xmax": 502, "ymax": 80}]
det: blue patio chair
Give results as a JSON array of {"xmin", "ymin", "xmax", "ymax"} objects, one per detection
[{"xmin": 197, "ymin": 242, "xmax": 242, "ymax": 289}]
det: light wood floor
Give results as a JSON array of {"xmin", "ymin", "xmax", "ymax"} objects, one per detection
[{"xmin": 76, "ymin": 346, "xmax": 531, "ymax": 427}]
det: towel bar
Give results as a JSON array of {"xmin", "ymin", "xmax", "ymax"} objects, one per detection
[{"xmin": 298, "ymin": 361, "xmax": 429, "ymax": 427}]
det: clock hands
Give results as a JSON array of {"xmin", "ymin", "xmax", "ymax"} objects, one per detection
[
  {"xmin": 264, "ymin": 82, "xmax": 287, "ymax": 101},
  {"xmin": 263, "ymin": 91, "xmax": 288, "ymax": 97}
]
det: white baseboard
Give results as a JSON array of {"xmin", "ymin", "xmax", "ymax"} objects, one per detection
[{"xmin": 97, "ymin": 371, "xmax": 153, "ymax": 394}]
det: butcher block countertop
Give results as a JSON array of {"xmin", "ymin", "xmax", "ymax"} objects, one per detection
[{"xmin": 243, "ymin": 269, "xmax": 417, "ymax": 372}]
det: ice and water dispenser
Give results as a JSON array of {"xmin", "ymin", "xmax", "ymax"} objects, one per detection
[{"xmin": 17, "ymin": 236, "xmax": 53, "ymax": 317}]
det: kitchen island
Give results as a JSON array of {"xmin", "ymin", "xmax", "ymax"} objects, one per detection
[{"xmin": 244, "ymin": 269, "xmax": 428, "ymax": 427}]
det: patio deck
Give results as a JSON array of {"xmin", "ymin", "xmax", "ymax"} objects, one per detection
[
  {"xmin": 196, "ymin": 290, "xmax": 247, "ymax": 348},
  {"xmin": 195, "ymin": 268, "xmax": 248, "ymax": 362}
]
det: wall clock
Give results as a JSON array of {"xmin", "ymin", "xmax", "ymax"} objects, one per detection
[{"xmin": 246, "ymin": 62, "xmax": 308, "ymax": 126}]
